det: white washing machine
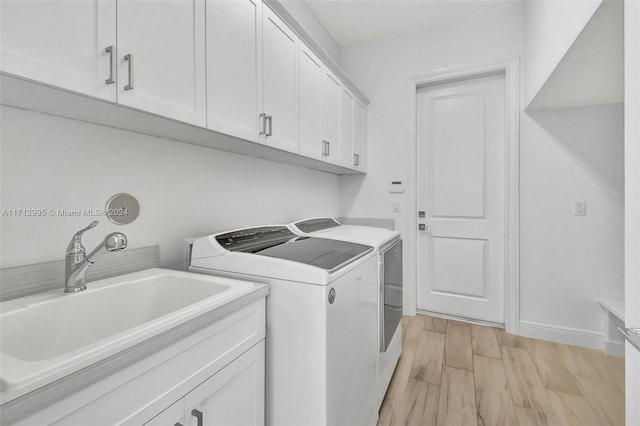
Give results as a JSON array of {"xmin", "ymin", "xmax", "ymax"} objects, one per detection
[
  {"xmin": 289, "ymin": 217, "xmax": 403, "ymax": 408},
  {"xmin": 189, "ymin": 226, "xmax": 379, "ymax": 426}
]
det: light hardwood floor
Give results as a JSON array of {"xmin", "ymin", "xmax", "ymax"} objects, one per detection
[{"xmin": 378, "ymin": 315, "xmax": 625, "ymax": 426}]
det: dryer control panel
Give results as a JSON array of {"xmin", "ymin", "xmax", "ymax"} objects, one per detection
[
  {"xmin": 216, "ymin": 226, "xmax": 296, "ymax": 253},
  {"xmin": 293, "ymin": 217, "xmax": 341, "ymax": 233}
]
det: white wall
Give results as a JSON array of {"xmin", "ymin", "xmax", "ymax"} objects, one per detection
[
  {"xmin": 524, "ymin": 0, "xmax": 601, "ymax": 106},
  {"xmin": 339, "ymin": 2, "xmax": 525, "ymax": 318},
  {"xmin": 519, "ymin": 104, "xmax": 624, "ymax": 337},
  {"xmin": 279, "ymin": 0, "xmax": 341, "ymax": 65},
  {"xmin": 0, "ymin": 106, "xmax": 341, "ymax": 270},
  {"xmin": 339, "ymin": 2, "xmax": 624, "ymax": 344}
]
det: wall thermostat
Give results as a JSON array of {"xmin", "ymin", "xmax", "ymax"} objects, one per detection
[{"xmin": 389, "ymin": 180, "xmax": 405, "ymax": 193}]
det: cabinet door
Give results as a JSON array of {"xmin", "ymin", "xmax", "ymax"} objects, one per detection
[
  {"xmin": 184, "ymin": 341, "xmax": 265, "ymax": 426},
  {"xmin": 262, "ymin": 7, "xmax": 298, "ymax": 153},
  {"xmin": 321, "ymin": 71, "xmax": 340, "ymax": 163},
  {"xmin": 352, "ymin": 99, "xmax": 366, "ymax": 170},
  {"xmin": 0, "ymin": 0, "xmax": 116, "ymax": 101},
  {"xmin": 299, "ymin": 46, "xmax": 324, "ymax": 160},
  {"xmin": 206, "ymin": 0, "xmax": 262, "ymax": 142},
  {"xmin": 144, "ymin": 400, "xmax": 185, "ymax": 426},
  {"xmin": 117, "ymin": 0, "xmax": 206, "ymax": 126},
  {"xmin": 339, "ymin": 88, "xmax": 354, "ymax": 166}
]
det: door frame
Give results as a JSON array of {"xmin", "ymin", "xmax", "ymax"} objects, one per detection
[{"xmin": 407, "ymin": 58, "xmax": 520, "ymax": 334}]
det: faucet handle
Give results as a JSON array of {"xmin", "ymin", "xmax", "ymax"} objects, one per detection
[
  {"xmin": 76, "ymin": 220, "xmax": 99, "ymax": 235},
  {"xmin": 66, "ymin": 221, "xmax": 99, "ymax": 254}
]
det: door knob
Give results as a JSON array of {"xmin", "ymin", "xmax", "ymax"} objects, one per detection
[{"xmin": 418, "ymin": 224, "xmax": 432, "ymax": 231}]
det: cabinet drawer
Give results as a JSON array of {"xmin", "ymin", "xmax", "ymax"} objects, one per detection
[
  {"xmin": 144, "ymin": 341, "xmax": 265, "ymax": 426},
  {"xmin": 17, "ymin": 299, "xmax": 265, "ymax": 426}
]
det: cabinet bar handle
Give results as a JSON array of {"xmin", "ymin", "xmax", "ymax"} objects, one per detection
[
  {"xmin": 326, "ymin": 141, "xmax": 330, "ymax": 156},
  {"xmin": 353, "ymin": 153, "xmax": 359, "ymax": 166},
  {"xmin": 266, "ymin": 115, "xmax": 273, "ymax": 137},
  {"xmin": 124, "ymin": 54, "xmax": 134, "ymax": 91},
  {"xmin": 191, "ymin": 409, "xmax": 204, "ymax": 426},
  {"xmin": 322, "ymin": 140, "xmax": 328, "ymax": 156},
  {"xmin": 259, "ymin": 113, "xmax": 267, "ymax": 135},
  {"xmin": 105, "ymin": 46, "xmax": 115, "ymax": 84}
]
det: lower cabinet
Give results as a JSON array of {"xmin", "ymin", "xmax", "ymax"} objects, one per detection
[
  {"xmin": 13, "ymin": 299, "xmax": 266, "ymax": 426},
  {"xmin": 146, "ymin": 341, "xmax": 265, "ymax": 426}
]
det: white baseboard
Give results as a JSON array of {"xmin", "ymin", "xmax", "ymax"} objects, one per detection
[
  {"xmin": 519, "ymin": 321, "xmax": 605, "ymax": 351},
  {"xmin": 604, "ymin": 339, "xmax": 626, "ymax": 357}
]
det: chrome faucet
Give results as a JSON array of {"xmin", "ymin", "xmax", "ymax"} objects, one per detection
[{"xmin": 65, "ymin": 221, "xmax": 127, "ymax": 293}]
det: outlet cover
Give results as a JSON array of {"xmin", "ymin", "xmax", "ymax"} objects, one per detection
[{"xmin": 574, "ymin": 200, "xmax": 587, "ymax": 216}]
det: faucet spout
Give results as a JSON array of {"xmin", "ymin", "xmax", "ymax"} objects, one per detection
[
  {"xmin": 86, "ymin": 233, "xmax": 128, "ymax": 263},
  {"xmin": 64, "ymin": 223, "xmax": 127, "ymax": 293}
]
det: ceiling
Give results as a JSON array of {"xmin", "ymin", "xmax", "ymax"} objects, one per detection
[{"xmin": 303, "ymin": 0, "xmax": 517, "ymax": 47}]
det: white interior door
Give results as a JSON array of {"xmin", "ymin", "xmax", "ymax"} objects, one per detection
[
  {"xmin": 117, "ymin": 0, "xmax": 206, "ymax": 126},
  {"xmin": 416, "ymin": 73, "xmax": 506, "ymax": 324}
]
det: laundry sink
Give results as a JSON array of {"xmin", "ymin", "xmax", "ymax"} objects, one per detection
[{"xmin": 0, "ymin": 268, "xmax": 262, "ymax": 394}]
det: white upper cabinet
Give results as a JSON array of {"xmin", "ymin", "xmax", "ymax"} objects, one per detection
[
  {"xmin": 339, "ymin": 90, "xmax": 366, "ymax": 170},
  {"xmin": 321, "ymin": 70, "xmax": 341, "ymax": 163},
  {"xmin": 339, "ymin": 88, "xmax": 354, "ymax": 167},
  {"xmin": 206, "ymin": 0, "xmax": 262, "ymax": 142},
  {"xmin": 0, "ymin": 0, "xmax": 116, "ymax": 101},
  {"xmin": 298, "ymin": 46, "xmax": 324, "ymax": 160},
  {"xmin": 262, "ymin": 7, "xmax": 299, "ymax": 153},
  {"xmin": 298, "ymin": 44, "xmax": 367, "ymax": 169},
  {"xmin": 117, "ymin": 0, "xmax": 206, "ymax": 126},
  {"xmin": 352, "ymin": 100, "xmax": 366, "ymax": 170},
  {"xmin": 0, "ymin": 0, "xmax": 366, "ymax": 174}
]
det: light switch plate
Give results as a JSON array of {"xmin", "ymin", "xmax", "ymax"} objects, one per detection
[{"xmin": 393, "ymin": 202, "xmax": 401, "ymax": 212}]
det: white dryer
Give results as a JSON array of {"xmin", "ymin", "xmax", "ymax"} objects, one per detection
[
  {"xmin": 189, "ymin": 226, "xmax": 379, "ymax": 426},
  {"xmin": 289, "ymin": 217, "xmax": 403, "ymax": 408}
]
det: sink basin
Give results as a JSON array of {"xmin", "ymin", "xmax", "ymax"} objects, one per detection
[{"xmin": 0, "ymin": 268, "xmax": 262, "ymax": 396}]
